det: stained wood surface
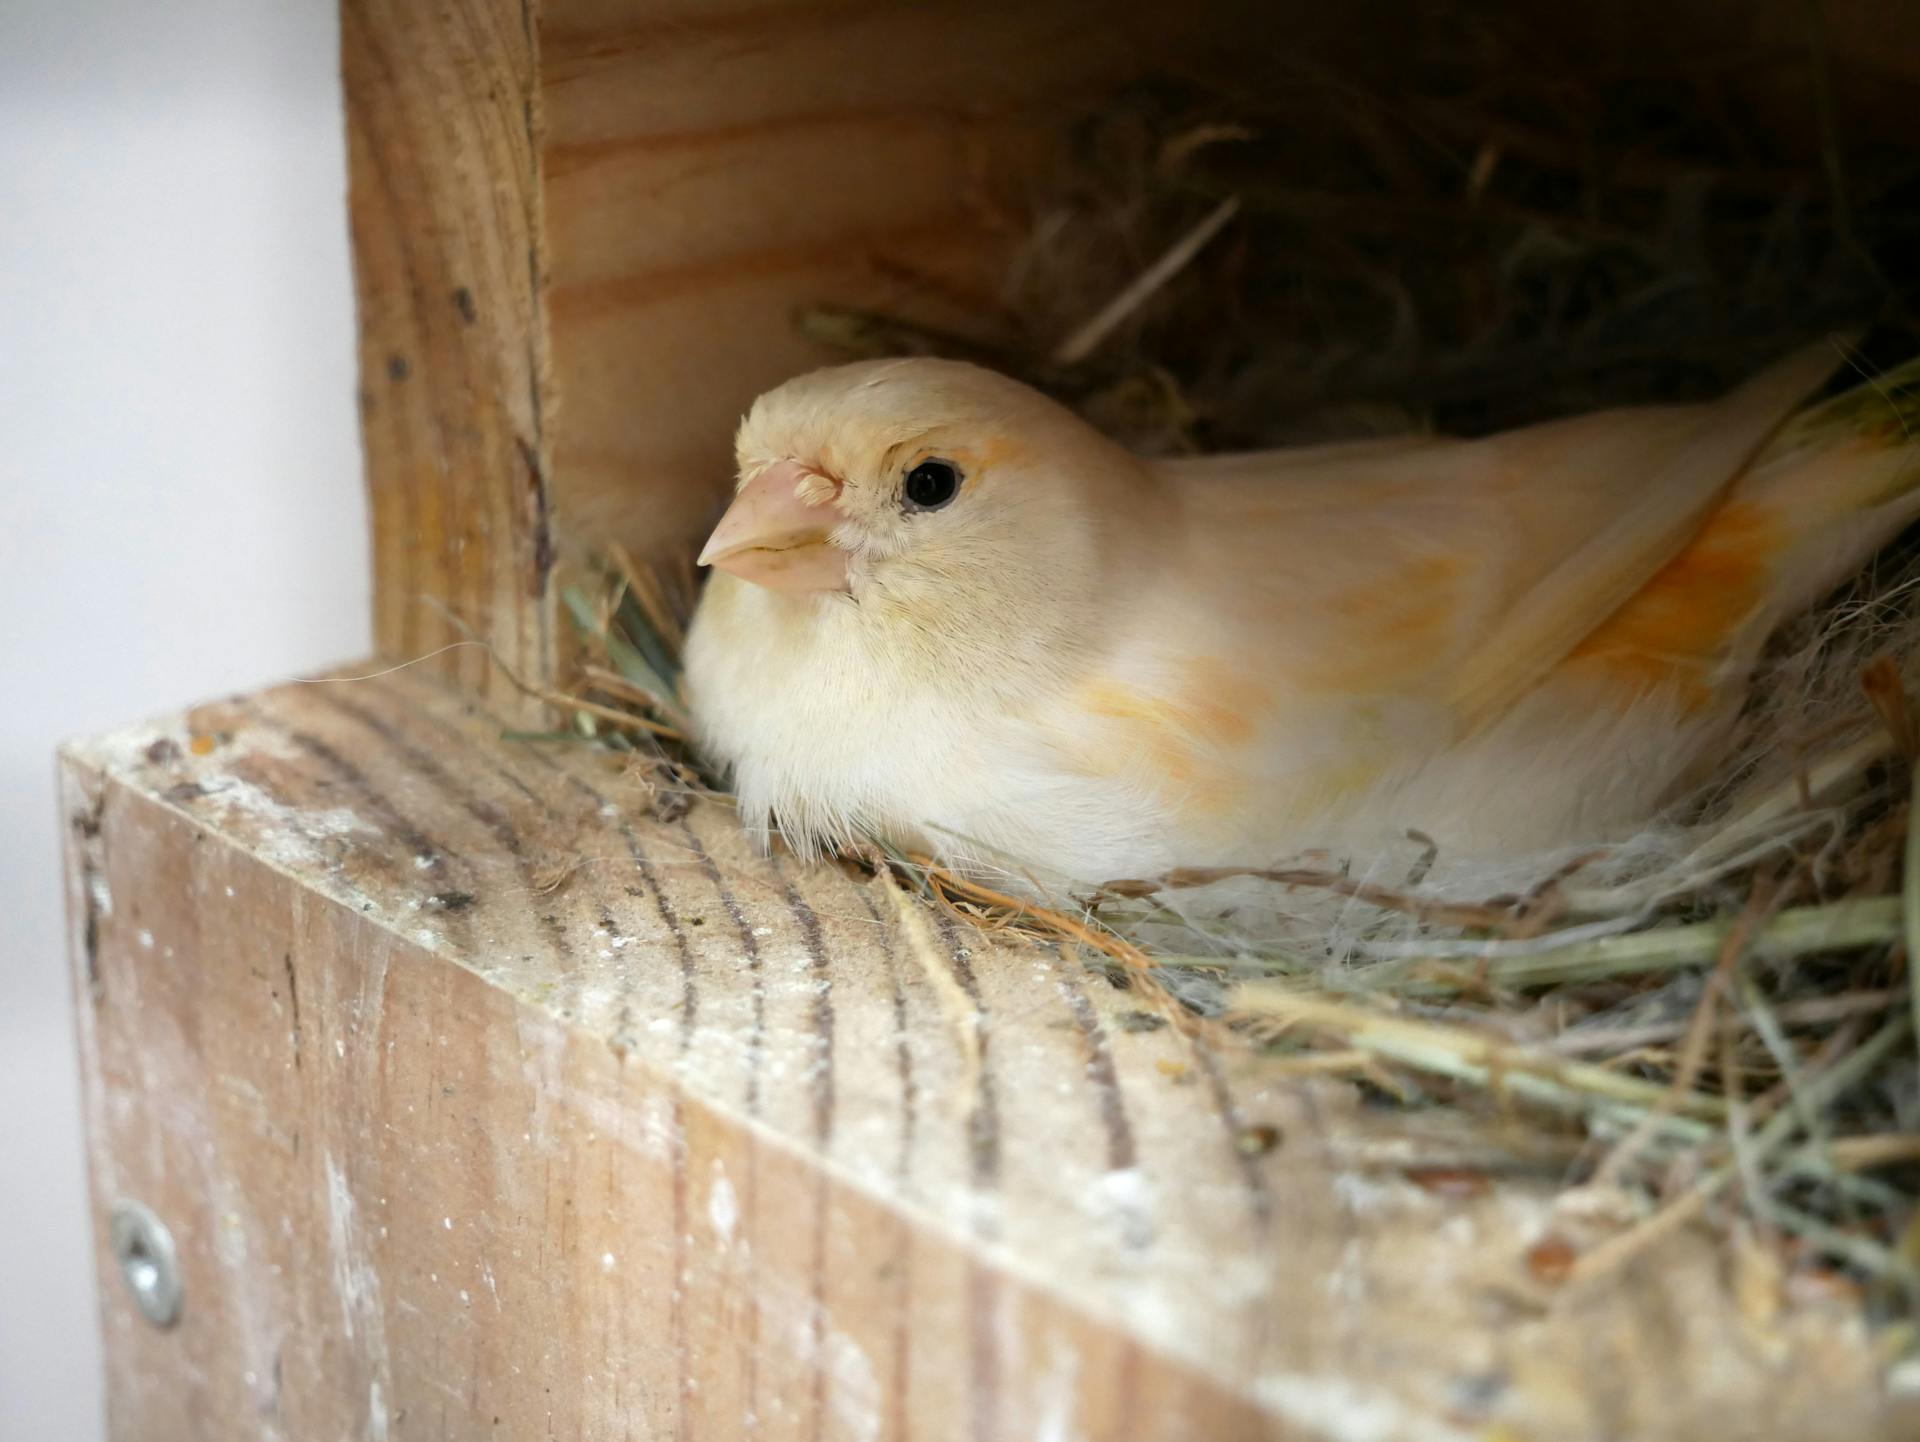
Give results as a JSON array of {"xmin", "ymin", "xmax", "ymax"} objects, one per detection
[
  {"xmin": 343, "ymin": 0, "xmax": 556, "ymax": 717},
  {"xmin": 63, "ymin": 670, "xmax": 1914, "ymax": 1441}
]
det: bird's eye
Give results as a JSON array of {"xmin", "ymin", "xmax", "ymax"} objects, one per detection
[{"xmin": 902, "ymin": 458, "xmax": 961, "ymax": 511}]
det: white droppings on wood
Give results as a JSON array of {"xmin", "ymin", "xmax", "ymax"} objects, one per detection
[
  {"xmin": 1032, "ymin": 1340, "xmax": 1086, "ymax": 1442},
  {"xmin": 707, "ymin": 1165, "xmax": 738, "ymax": 1244},
  {"xmin": 529, "ymin": 1065, "xmax": 683, "ymax": 1170},
  {"xmin": 819, "ymin": 1325, "xmax": 882, "ymax": 1442},
  {"xmin": 193, "ymin": 775, "xmax": 376, "ymax": 871},
  {"xmin": 1086, "ymin": 1167, "xmax": 1153, "ymax": 1248},
  {"xmin": 367, "ymin": 1380, "xmax": 390, "ymax": 1442},
  {"xmin": 517, "ymin": 1012, "xmax": 568, "ymax": 1154},
  {"xmin": 324, "ymin": 1149, "xmax": 393, "ymax": 1435},
  {"xmin": 1255, "ymin": 1373, "xmax": 1476, "ymax": 1442},
  {"xmin": 128, "ymin": 971, "xmax": 289, "ymax": 1428},
  {"xmin": 754, "ymin": 1262, "xmax": 881, "ymax": 1442},
  {"xmin": 325, "ymin": 1153, "xmax": 373, "ymax": 1341},
  {"xmin": 1324, "ymin": 1238, "xmax": 1369, "ymax": 1305},
  {"xmin": 1333, "ymin": 1171, "xmax": 1431, "ymax": 1218}
]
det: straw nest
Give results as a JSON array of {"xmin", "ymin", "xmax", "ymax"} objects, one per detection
[{"xmin": 532, "ymin": 6, "xmax": 1920, "ymax": 1321}]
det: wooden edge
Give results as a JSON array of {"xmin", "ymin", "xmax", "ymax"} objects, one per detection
[{"xmin": 59, "ymin": 669, "xmax": 1918, "ymax": 1441}]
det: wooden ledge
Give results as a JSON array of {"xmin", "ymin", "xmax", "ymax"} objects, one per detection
[{"xmin": 61, "ymin": 669, "xmax": 1913, "ymax": 1439}]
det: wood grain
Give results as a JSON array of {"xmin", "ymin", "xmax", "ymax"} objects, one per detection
[
  {"xmin": 342, "ymin": 0, "xmax": 556, "ymax": 717},
  {"xmin": 63, "ymin": 670, "xmax": 1915, "ymax": 1440}
]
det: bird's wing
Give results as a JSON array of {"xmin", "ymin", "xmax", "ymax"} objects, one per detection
[{"xmin": 1150, "ymin": 340, "xmax": 1844, "ymax": 733}]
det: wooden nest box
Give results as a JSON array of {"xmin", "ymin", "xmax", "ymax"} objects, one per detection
[{"xmin": 60, "ymin": 3, "xmax": 1920, "ymax": 1439}]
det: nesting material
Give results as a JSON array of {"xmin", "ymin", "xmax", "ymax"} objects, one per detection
[{"xmin": 536, "ymin": 17, "xmax": 1920, "ymax": 1315}]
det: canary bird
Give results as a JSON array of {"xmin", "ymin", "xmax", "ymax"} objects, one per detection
[{"xmin": 682, "ymin": 348, "xmax": 1920, "ymax": 890}]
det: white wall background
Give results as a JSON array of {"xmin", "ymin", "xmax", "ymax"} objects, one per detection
[{"xmin": 0, "ymin": 3, "xmax": 366, "ymax": 1436}]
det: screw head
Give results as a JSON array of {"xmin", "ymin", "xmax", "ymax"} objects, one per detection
[{"xmin": 108, "ymin": 1200, "xmax": 181, "ymax": 1328}]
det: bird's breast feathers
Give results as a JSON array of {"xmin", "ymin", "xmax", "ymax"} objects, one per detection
[{"xmin": 687, "ymin": 566, "xmax": 1454, "ymax": 879}]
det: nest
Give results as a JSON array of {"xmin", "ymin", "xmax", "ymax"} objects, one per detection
[{"xmin": 532, "ymin": 7, "xmax": 1920, "ymax": 1321}]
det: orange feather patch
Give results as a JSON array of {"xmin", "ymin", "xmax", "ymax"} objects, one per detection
[
  {"xmin": 1071, "ymin": 661, "xmax": 1272, "ymax": 816},
  {"xmin": 1294, "ymin": 551, "xmax": 1466, "ymax": 691},
  {"xmin": 1567, "ymin": 499, "xmax": 1777, "ymax": 705}
]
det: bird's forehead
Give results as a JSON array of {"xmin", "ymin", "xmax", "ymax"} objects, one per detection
[
  {"xmin": 744, "ymin": 399, "xmax": 995, "ymax": 479},
  {"xmin": 735, "ymin": 359, "xmax": 1054, "ymax": 484}
]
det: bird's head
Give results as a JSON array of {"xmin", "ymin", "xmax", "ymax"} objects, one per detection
[{"xmin": 698, "ymin": 358, "xmax": 1160, "ymax": 619}]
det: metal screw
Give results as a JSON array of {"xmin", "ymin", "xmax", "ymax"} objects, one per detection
[{"xmin": 109, "ymin": 1200, "xmax": 182, "ymax": 1328}]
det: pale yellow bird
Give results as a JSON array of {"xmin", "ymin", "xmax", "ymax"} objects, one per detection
[{"xmin": 682, "ymin": 348, "xmax": 1920, "ymax": 891}]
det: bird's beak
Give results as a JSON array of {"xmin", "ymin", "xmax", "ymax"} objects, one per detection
[{"xmin": 697, "ymin": 460, "xmax": 850, "ymax": 593}]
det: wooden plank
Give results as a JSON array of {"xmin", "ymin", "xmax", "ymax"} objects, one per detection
[
  {"xmin": 62, "ymin": 671, "xmax": 1916, "ymax": 1440},
  {"xmin": 342, "ymin": 0, "xmax": 556, "ymax": 716}
]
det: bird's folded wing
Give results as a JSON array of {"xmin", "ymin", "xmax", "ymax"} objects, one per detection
[
  {"xmin": 1437, "ymin": 340, "xmax": 1842, "ymax": 729},
  {"xmin": 1150, "ymin": 340, "xmax": 1843, "ymax": 734}
]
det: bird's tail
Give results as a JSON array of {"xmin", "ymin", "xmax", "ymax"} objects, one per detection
[{"xmin": 1566, "ymin": 348, "xmax": 1920, "ymax": 704}]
